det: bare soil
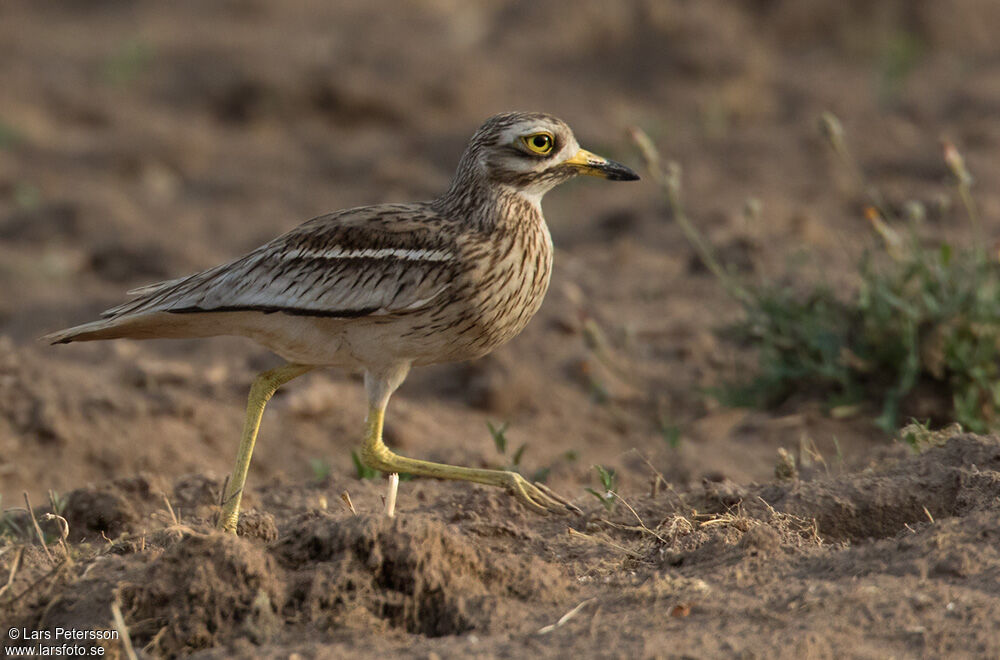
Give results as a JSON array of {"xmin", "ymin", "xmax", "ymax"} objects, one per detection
[{"xmin": 3, "ymin": 1, "xmax": 1000, "ymax": 658}]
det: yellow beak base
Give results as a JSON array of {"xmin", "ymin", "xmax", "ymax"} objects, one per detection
[{"xmin": 564, "ymin": 149, "xmax": 640, "ymax": 181}]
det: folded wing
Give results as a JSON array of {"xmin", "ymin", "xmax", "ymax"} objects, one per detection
[{"xmin": 103, "ymin": 206, "xmax": 458, "ymax": 320}]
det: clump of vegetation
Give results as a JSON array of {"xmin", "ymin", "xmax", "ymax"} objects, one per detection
[
  {"xmin": 898, "ymin": 419, "xmax": 964, "ymax": 453},
  {"xmin": 727, "ymin": 219, "xmax": 1000, "ymax": 431},
  {"xmin": 632, "ymin": 114, "xmax": 998, "ymax": 432}
]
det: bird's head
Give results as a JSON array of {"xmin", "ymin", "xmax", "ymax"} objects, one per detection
[{"xmin": 447, "ymin": 112, "xmax": 639, "ymax": 206}]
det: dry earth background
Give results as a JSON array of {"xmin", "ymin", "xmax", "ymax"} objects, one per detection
[{"xmin": 2, "ymin": 1, "xmax": 1000, "ymax": 658}]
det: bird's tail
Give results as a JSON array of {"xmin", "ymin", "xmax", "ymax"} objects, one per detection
[
  {"xmin": 42, "ymin": 317, "xmax": 140, "ymax": 344},
  {"xmin": 41, "ymin": 312, "xmax": 219, "ymax": 345}
]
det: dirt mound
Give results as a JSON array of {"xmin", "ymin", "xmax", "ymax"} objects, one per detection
[
  {"xmin": 3, "ymin": 503, "xmax": 572, "ymax": 657},
  {"xmin": 651, "ymin": 498, "xmax": 826, "ymax": 571},
  {"xmin": 276, "ymin": 512, "xmax": 566, "ymax": 637},
  {"xmin": 585, "ymin": 434, "xmax": 1000, "ymax": 589},
  {"xmin": 118, "ymin": 532, "xmax": 283, "ymax": 657},
  {"xmin": 62, "ymin": 476, "xmax": 169, "ymax": 540},
  {"xmin": 752, "ymin": 434, "xmax": 1000, "ymax": 541}
]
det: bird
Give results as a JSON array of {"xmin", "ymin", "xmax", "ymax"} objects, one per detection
[{"xmin": 43, "ymin": 111, "xmax": 640, "ymax": 533}]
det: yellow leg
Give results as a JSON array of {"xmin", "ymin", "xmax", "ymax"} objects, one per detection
[
  {"xmin": 360, "ymin": 404, "xmax": 580, "ymax": 515},
  {"xmin": 219, "ymin": 363, "xmax": 313, "ymax": 533}
]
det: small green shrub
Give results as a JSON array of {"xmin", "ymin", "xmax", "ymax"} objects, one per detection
[
  {"xmin": 585, "ymin": 465, "xmax": 618, "ymax": 513},
  {"xmin": 632, "ymin": 116, "xmax": 997, "ymax": 432},
  {"xmin": 722, "ymin": 234, "xmax": 1000, "ymax": 431}
]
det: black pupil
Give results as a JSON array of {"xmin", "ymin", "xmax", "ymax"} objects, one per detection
[{"xmin": 533, "ymin": 136, "xmax": 548, "ymax": 149}]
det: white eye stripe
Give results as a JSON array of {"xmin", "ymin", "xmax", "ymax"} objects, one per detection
[{"xmin": 283, "ymin": 247, "xmax": 453, "ymax": 262}]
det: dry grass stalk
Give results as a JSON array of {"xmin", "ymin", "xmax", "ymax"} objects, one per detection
[
  {"xmin": 566, "ymin": 527, "xmax": 646, "ymax": 560},
  {"xmin": 111, "ymin": 596, "xmax": 139, "ymax": 660},
  {"xmin": 608, "ymin": 491, "xmax": 668, "ymax": 545},
  {"xmin": 629, "ymin": 126, "xmax": 750, "ymax": 303},
  {"xmin": 2, "ymin": 558, "xmax": 67, "ymax": 605},
  {"xmin": 161, "ymin": 493, "xmax": 180, "ymax": 526},
  {"xmin": 537, "ymin": 598, "xmax": 597, "ymax": 635},
  {"xmin": 41, "ymin": 513, "xmax": 72, "ymax": 562},
  {"xmin": 23, "ymin": 492, "xmax": 53, "ymax": 562},
  {"xmin": 0, "ymin": 545, "xmax": 24, "ymax": 600},
  {"xmin": 340, "ymin": 490, "xmax": 358, "ymax": 516}
]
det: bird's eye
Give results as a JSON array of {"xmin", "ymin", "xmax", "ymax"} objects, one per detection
[{"xmin": 521, "ymin": 133, "xmax": 554, "ymax": 155}]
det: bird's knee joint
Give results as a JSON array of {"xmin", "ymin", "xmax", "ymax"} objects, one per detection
[
  {"xmin": 249, "ymin": 377, "xmax": 279, "ymax": 402},
  {"xmin": 360, "ymin": 443, "xmax": 392, "ymax": 472}
]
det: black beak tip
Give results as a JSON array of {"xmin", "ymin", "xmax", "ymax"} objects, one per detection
[{"xmin": 607, "ymin": 163, "xmax": 641, "ymax": 181}]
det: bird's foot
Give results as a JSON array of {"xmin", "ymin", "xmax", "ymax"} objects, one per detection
[{"xmin": 502, "ymin": 471, "xmax": 582, "ymax": 516}]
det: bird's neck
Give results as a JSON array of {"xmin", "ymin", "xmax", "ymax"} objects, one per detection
[{"xmin": 434, "ymin": 169, "xmax": 543, "ymax": 234}]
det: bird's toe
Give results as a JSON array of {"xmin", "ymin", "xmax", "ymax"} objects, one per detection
[{"xmin": 503, "ymin": 472, "xmax": 580, "ymax": 516}]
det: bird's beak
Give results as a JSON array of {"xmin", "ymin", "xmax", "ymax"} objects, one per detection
[{"xmin": 564, "ymin": 148, "xmax": 640, "ymax": 181}]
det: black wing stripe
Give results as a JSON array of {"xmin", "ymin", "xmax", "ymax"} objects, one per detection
[{"xmin": 166, "ymin": 305, "xmax": 380, "ymax": 318}]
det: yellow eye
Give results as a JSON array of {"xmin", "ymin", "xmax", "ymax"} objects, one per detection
[{"xmin": 522, "ymin": 133, "xmax": 554, "ymax": 155}]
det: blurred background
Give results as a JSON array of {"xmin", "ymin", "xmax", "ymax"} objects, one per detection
[{"xmin": 2, "ymin": 0, "xmax": 999, "ymax": 506}]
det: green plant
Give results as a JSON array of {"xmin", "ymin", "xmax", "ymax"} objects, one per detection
[
  {"xmin": 632, "ymin": 116, "xmax": 999, "ymax": 433},
  {"xmin": 898, "ymin": 419, "xmax": 963, "ymax": 452},
  {"xmin": 308, "ymin": 457, "xmax": 331, "ymax": 484},
  {"xmin": 102, "ymin": 39, "xmax": 154, "ymax": 86},
  {"xmin": 484, "ymin": 422, "xmax": 580, "ymax": 484},
  {"xmin": 725, "ymin": 209, "xmax": 1000, "ymax": 431},
  {"xmin": 47, "ymin": 490, "xmax": 67, "ymax": 517},
  {"xmin": 0, "ymin": 499, "xmax": 27, "ymax": 544},
  {"xmin": 487, "ymin": 420, "xmax": 509, "ymax": 454},
  {"xmin": 487, "ymin": 420, "xmax": 529, "ymax": 472},
  {"xmin": 585, "ymin": 465, "xmax": 618, "ymax": 513},
  {"xmin": 877, "ymin": 30, "xmax": 925, "ymax": 104},
  {"xmin": 657, "ymin": 414, "xmax": 682, "ymax": 449}
]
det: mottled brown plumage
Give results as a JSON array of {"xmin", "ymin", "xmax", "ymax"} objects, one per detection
[{"xmin": 44, "ymin": 112, "xmax": 639, "ymax": 529}]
